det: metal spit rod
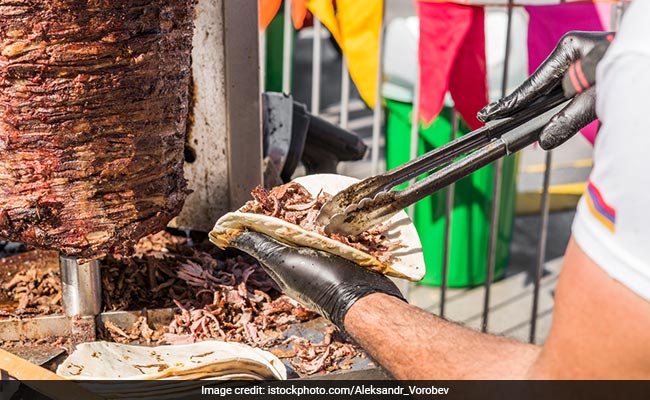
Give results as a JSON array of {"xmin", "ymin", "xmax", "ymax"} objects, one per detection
[{"xmin": 59, "ymin": 256, "xmax": 102, "ymax": 317}]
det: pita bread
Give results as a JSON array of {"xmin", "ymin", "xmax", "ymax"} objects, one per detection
[
  {"xmin": 56, "ymin": 341, "xmax": 286, "ymax": 381},
  {"xmin": 210, "ymin": 174, "xmax": 425, "ymax": 281}
]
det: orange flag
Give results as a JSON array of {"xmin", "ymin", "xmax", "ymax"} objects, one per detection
[
  {"xmin": 292, "ymin": 0, "xmax": 309, "ymax": 29},
  {"xmin": 260, "ymin": 0, "xmax": 310, "ymax": 31},
  {"xmin": 259, "ymin": 0, "xmax": 282, "ymax": 30}
]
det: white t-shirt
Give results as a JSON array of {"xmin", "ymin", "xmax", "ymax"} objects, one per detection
[{"xmin": 572, "ymin": 0, "xmax": 650, "ymax": 301}]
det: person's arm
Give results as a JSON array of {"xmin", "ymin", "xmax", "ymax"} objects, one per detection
[
  {"xmin": 344, "ymin": 237, "xmax": 650, "ymax": 380},
  {"xmin": 231, "ymin": 231, "xmax": 650, "ymax": 379},
  {"xmin": 231, "ymin": 231, "xmax": 541, "ymax": 379},
  {"xmin": 529, "ymin": 238, "xmax": 650, "ymax": 379},
  {"xmin": 345, "ymin": 294, "xmax": 539, "ymax": 380}
]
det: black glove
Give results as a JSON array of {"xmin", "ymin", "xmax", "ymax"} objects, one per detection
[
  {"xmin": 478, "ymin": 31, "xmax": 613, "ymax": 150},
  {"xmin": 230, "ymin": 231, "xmax": 405, "ymax": 329}
]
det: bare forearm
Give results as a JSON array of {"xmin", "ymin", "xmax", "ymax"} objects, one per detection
[{"xmin": 344, "ymin": 293, "xmax": 540, "ymax": 379}]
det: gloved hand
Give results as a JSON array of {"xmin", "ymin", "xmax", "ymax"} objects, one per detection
[
  {"xmin": 230, "ymin": 231, "xmax": 405, "ymax": 329},
  {"xmin": 478, "ymin": 31, "xmax": 613, "ymax": 150}
]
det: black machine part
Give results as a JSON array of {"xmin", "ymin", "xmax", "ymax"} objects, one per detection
[
  {"xmin": 285, "ymin": 101, "xmax": 310, "ymax": 182},
  {"xmin": 262, "ymin": 92, "xmax": 297, "ymax": 182},
  {"xmin": 262, "ymin": 92, "xmax": 367, "ymax": 184},
  {"xmin": 300, "ymin": 108, "xmax": 368, "ymax": 175}
]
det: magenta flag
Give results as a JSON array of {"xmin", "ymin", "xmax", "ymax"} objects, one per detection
[
  {"xmin": 526, "ymin": 3, "xmax": 612, "ymax": 145},
  {"xmin": 417, "ymin": 1, "xmax": 488, "ymax": 130}
]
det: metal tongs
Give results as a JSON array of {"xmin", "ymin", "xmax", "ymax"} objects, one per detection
[{"xmin": 316, "ymin": 88, "xmax": 571, "ymax": 236}]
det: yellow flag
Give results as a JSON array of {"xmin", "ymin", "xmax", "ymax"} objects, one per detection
[{"xmin": 308, "ymin": 0, "xmax": 383, "ymax": 108}]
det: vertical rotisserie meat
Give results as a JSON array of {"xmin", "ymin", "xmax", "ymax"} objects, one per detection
[{"xmin": 0, "ymin": 0, "xmax": 194, "ymax": 260}]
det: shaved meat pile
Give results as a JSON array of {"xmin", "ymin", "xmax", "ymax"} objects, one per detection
[
  {"xmin": 0, "ymin": 231, "xmax": 361, "ymax": 375},
  {"xmin": 241, "ymin": 183, "xmax": 331, "ymax": 231},
  {"xmin": 100, "ymin": 232, "xmax": 278, "ymax": 312},
  {"xmin": 0, "ymin": 266, "xmax": 62, "ymax": 316},
  {"xmin": 284, "ymin": 326, "xmax": 358, "ymax": 374},
  {"xmin": 101, "ymin": 232, "xmax": 314, "ymax": 349},
  {"xmin": 240, "ymin": 182, "xmax": 401, "ymax": 263},
  {"xmin": 101, "ymin": 231, "xmax": 361, "ymax": 375},
  {"xmin": 103, "ymin": 317, "xmax": 164, "ymax": 346}
]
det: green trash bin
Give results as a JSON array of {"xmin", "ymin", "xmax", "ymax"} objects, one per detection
[{"xmin": 385, "ymin": 99, "xmax": 517, "ymax": 287}]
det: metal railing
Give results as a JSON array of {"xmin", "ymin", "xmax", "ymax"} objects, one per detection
[
  {"xmin": 483, "ymin": 0, "xmax": 514, "ymax": 335},
  {"xmin": 262, "ymin": 0, "xmax": 626, "ymax": 344}
]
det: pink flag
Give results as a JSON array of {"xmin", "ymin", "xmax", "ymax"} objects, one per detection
[
  {"xmin": 526, "ymin": 3, "xmax": 612, "ymax": 145},
  {"xmin": 417, "ymin": 1, "xmax": 488, "ymax": 130}
]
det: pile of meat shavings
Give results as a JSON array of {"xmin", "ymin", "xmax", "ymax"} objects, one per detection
[
  {"xmin": 240, "ymin": 182, "xmax": 401, "ymax": 263},
  {"xmin": 101, "ymin": 237, "xmax": 309, "ymax": 348},
  {"xmin": 100, "ymin": 231, "xmax": 361, "ymax": 375},
  {"xmin": 0, "ymin": 231, "xmax": 361, "ymax": 375},
  {"xmin": 0, "ymin": 267, "xmax": 62, "ymax": 316},
  {"xmin": 284, "ymin": 326, "xmax": 358, "ymax": 374}
]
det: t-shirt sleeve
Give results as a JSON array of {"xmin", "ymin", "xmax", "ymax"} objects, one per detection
[{"xmin": 572, "ymin": 0, "xmax": 650, "ymax": 301}]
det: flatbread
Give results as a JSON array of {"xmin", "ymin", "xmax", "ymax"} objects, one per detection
[
  {"xmin": 56, "ymin": 341, "xmax": 286, "ymax": 381},
  {"xmin": 210, "ymin": 174, "xmax": 425, "ymax": 281}
]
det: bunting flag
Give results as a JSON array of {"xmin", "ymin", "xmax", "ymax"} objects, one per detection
[
  {"xmin": 417, "ymin": 1, "xmax": 488, "ymax": 129},
  {"xmin": 292, "ymin": 0, "xmax": 309, "ymax": 30},
  {"xmin": 259, "ymin": 0, "xmax": 282, "ymax": 31},
  {"xmin": 259, "ymin": 0, "xmax": 309, "ymax": 31},
  {"xmin": 526, "ymin": 3, "xmax": 612, "ymax": 145},
  {"xmin": 308, "ymin": 0, "xmax": 383, "ymax": 108}
]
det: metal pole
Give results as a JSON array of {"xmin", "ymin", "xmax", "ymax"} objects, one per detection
[
  {"xmin": 60, "ymin": 256, "xmax": 102, "ymax": 316},
  {"xmin": 620, "ymin": 0, "xmax": 630, "ymax": 20},
  {"xmin": 441, "ymin": 109, "xmax": 458, "ymax": 318},
  {"xmin": 224, "ymin": 0, "xmax": 264, "ymax": 211},
  {"xmin": 259, "ymin": 30, "xmax": 267, "ymax": 92},
  {"xmin": 610, "ymin": 0, "xmax": 627, "ymax": 32},
  {"xmin": 281, "ymin": 0, "xmax": 293, "ymax": 93},
  {"xmin": 482, "ymin": 0, "xmax": 514, "ymax": 333},
  {"xmin": 530, "ymin": 150, "xmax": 552, "ymax": 343},
  {"xmin": 402, "ymin": 63, "xmax": 421, "ymax": 302},
  {"xmin": 407, "ymin": 64, "xmax": 421, "ymax": 220},
  {"xmin": 311, "ymin": 18, "xmax": 322, "ymax": 115},
  {"xmin": 370, "ymin": 2, "xmax": 386, "ymax": 175},
  {"xmin": 614, "ymin": 0, "xmax": 627, "ymax": 32},
  {"xmin": 340, "ymin": 61, "xmax": 350, "ymax": 129},
  {"xmin": 610, "ymin": 2, "xmax": 619, "ymax": 32}
]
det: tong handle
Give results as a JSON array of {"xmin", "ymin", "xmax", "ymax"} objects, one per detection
[
  {"xmin": 384, "ymin": 87, "xmax": 567, "ymax": 189},
  {"xmin": 324, "ymin": 99, "xmax": 569, "ymax": 236},
  {"xmin": 318, "ymin": 87, "xmax": 568, "ymax": 233},
  {"xmin": 394, "ymin": 99, "xmax": 569, "ymax": 209}
]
